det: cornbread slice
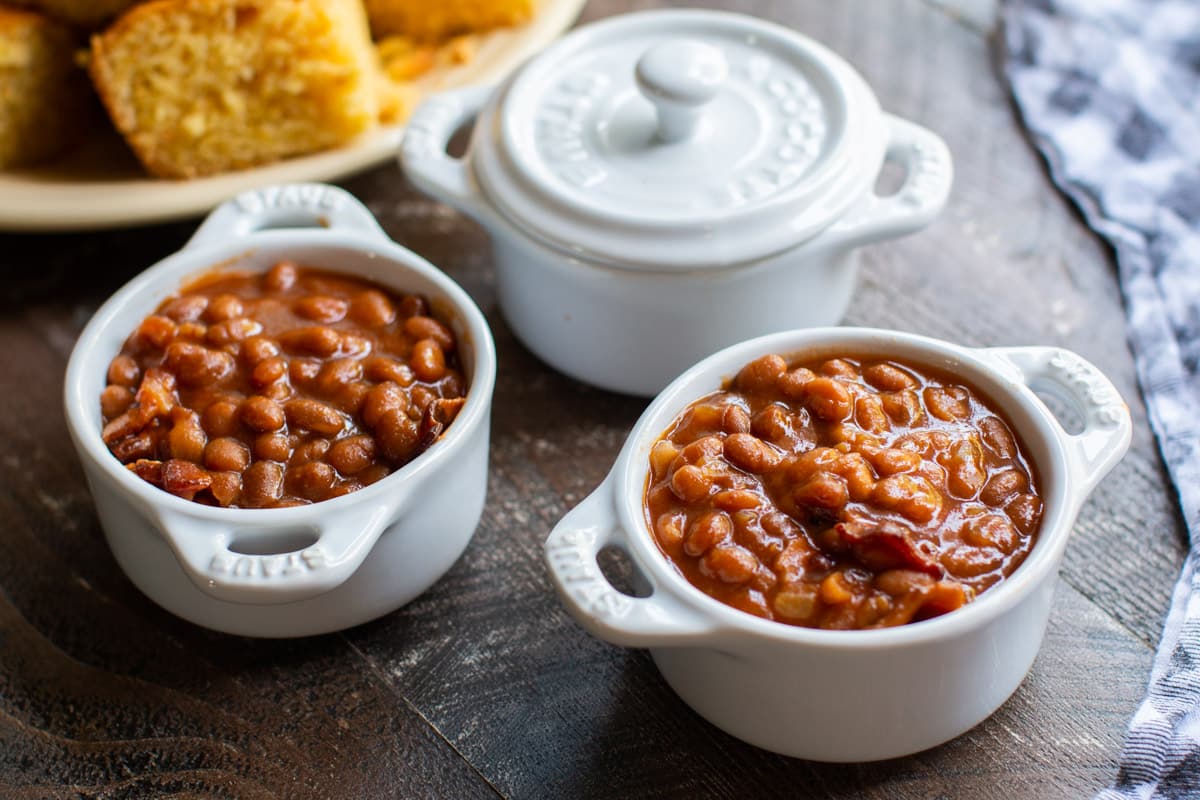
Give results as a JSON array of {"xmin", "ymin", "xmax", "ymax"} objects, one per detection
[
  {"xmin": 90, "ymin": 0, "xmax": 379, "ymax": 178},
  {"xmin": 375, "ymin": 33, "xmax": 477, "ymax": 124},
  {"xmin": 8, "ymin": 0, "xmax": 142, "ymax": 30},
  {"xmin": 0, "ymin": 7, "xmax": 89, "ymax": 168},
  {"xmin": 364, "ymin": 0, "xmax": 535, "ymax": 40}
]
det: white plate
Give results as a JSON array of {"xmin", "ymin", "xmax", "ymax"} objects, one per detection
[{"xmin": 0, "ymin": 0, "xmax": 585, "ymax": 232}]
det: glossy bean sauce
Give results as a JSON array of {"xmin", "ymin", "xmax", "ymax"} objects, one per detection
[
  {"xmin": 101, "ymin": 262, "xmax": 467, "ymax": 508},
  {"xmin": 644, "ymin": 354, "xmax": 1043, "ymax": 630}
]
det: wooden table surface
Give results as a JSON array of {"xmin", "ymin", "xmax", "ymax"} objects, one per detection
[{"xmin": 0, "ymin": 0, "xmax": 1187, "ymax": 797}]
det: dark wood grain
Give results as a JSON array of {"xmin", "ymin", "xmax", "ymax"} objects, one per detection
[{"xmin": 0, "ymin": 0, "xmax": 1183, "ymax": 797}]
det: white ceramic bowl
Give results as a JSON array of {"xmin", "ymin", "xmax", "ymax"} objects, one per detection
[
  {"xmin": 402, "ymin": 10, "xmax": 953, "ymax": 396},
  {"xmin": 64, "ymin": 184, "xmax": 497, "ymax": 638},
  {"xmin": 544, "ymin": 327, "xmax": 1131, "ymax": 761}
]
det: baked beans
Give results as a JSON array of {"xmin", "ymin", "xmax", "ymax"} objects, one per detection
[
  {"xmin": 644, "ymin": 354, "xmax": 1043, "ymax": 630},
  {"xmin": 101, "ymin": 262, "xmax": 468, "ymax": 508}
]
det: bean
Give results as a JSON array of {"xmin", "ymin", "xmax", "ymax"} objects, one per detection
[
  {"xmin": 924, "ymin": 385, "xmax": 972, "ymax": 421},
  {"xmin": 404, "ymin": 316, "xmax": 455, "ymax": 352},
  {"xmin": 673, "ymin": 404, "xmax": 724, "ymax": 440},
  {"xmin": 206, "ymin": 317, "xmax": 262, "ymax": 346},
  {"xmin": 168, "ymin": 416, "xmax": 207, "ymax": 463},
  {"xmin": 204, "ymin": 437, "xmax": 250, "ymax": 472},
  {"xmin": 161, "ymin": 294, "xmax": 208, "ymax": 322},
  {"xmin": 1005, "ymin": 493, "xmax": 1043, "ymax": 535},
  {"xmin": 655, "ymin": 512, "xmax": 686, "ymax": 549},
  {"xmin": 100, "ymin": 385, "xmax": 135, "ymax": 418},
  {"xmin": 349, "ymin": 289, "xmax": 397, "ymax": 327},
  {"xmin": 328, "ymin": 435, "xmax": 376, "ymax": 475},
  {"xmin": 201, "ymin": 399, "xmax": 241, "ymax": 437},
  {"xmin": 735, "ymin": 354, "xmax": 787, "ymax": 392},
  {"xmin": 961, "ymin": 514, "xmax": 1017, "ymax": 552},
  {"xmin": 872, "ymin": 474, "xmax": 941, "ymax": 523},
  {"xmin": 254, "ymin": 432, "xmax": 291, "ymax": 462},
  {"xmin": 723, "ymin": 433, "xmax": 777, "ymax": 473},
  {"xmin": 317, "ymin": 358, "xmax": 363, "ymax": 394},
  {"xmin": 980, "ymin": 468, "xmax": 1028, "ymax": 506},
  {"xmin": 340, "ymin": 333, "xmax": 372, "ymax": 358},
  {"xmin": 862, "ymin": 362, "xmax": 915, "ymax": 391},
  {"xmin": 107, "ymin": 354, "xmax": 140, "ymax": 387},
  {"xmin": 251, "ymin": 357, "xmax": 287, "ymax": 388},
  {"xmin": 869, "ymin": 447, "xmax": 920, "ymax": 476},
  {"xmin": 359, "ymin": 464, "xmax": 391, "ymax": 485},
  {"xmin": 332, "ymin": 381, "xmax": 372, "ymax": 416},
  {"xmin": 410, "ymin": 338, "xmax": 446, "ymax": 382},
  {"xmin": 940, "ymin": 543, "xmax": 1004, "ymax": 578},
  {"xmin": 289, "ymin": 358, "xmax": 321, "ymax": 386},
  {"xmin": 134, "ymin": 315, "xmax": 177, "ymax": 350},
  {"xmin": 702, "ymin": 544, "xmax": 758, "ymax": 584},
  {"xmin": 242, "ymin": 461, "xmax": 284, "ymax": 508},
  {"xmin": 880, "ymin": 389, "xmax": 923, "ymax": 424},
  {"xmin": 240, "ymin": 396, "xmax": 285, "ymax": 432},
  {"xmin": 284, "ymin": 399, "xmax": 344, "ymax": 435},
  {"xmin": 670, "ymin": 464, "xmax": 711, "ymax": 503},
  {"xmin": 800, "ymin": 378, "xmax": 853, "ymax": 422},
  {"xmin": 204, "ymin": 293, "xmax": 244, "ymax": 322},
  {"xmin": 241, "ymin": 336, "xmax": 280, "ymax": 365},
  {"xmin": 163, "ymin": 342, "xmax": 234, "ymax": 386},
  {"xmin": 834, "ymin": 453, "xmax": 875, "ymax": 501},
  {"xmin": 397, "ymin": 294, "xmax": 428, "ymax": 318},
  {"xmin": 979, "ymin": 416, "xmax": 1017, "ymax": 458},
  {"xmin": 363, "ymin": 382, "xmax": 408, "ymax": 428},
  {"xmin": 377, "ymin": 408, "xmax": 419, "ymax": 461},
  {"xmin": 793, "ymin": 472, "xmax": 849, "ymax": 511},
  {"xmin": 819, "ymin": 359, "xmax": 859, "ymax": 379},
  {"xmin": 855, "ymin": 395, "xmax": 891, "ymax": 434},
  {"xmin": 684, "ymin": 510, "xmax": 732, "ymax": 557},
  {"xmin": 750, "ymin": 404, "xmax": 800, "ymax": 448},
  {"xmin": 291, "ymin": 461, "xmax": 337, "ymax": 501},
  {"xmin": 944, "ymin": 438, "xmax": 986, "ymax": 499},
  {"xmin": 778, "ymin": 367, "xmax": 816, "ymax": 400},
  {"xmin": 208, "ymin": 471, "xmax": 241, "ymax": 507},
  {"xmin": 176, "ymin": 321, "xmax": 207, "ymax": 341},
  {"xmin": 280, "ymin": 326, "xmax": 341, "ymax": 358},
  {"xmin": 363, "ymin": 356, "xmax": 414, "ymax": 386},
  {"xmin": 679, "ymin": 435, "xmax": 723, "ymax": 466},
  {"xmin": 875, "ymin": 569, "xmax": 935, "ymax": 597},
  {"xmin": 295, "ymin": 295, "xmax": 349, "ymax": 323},
  {"xmin": 263, "ymin": 261, "xmax": 298, "ymax": 292},
  {"xmin": 720, "ymin": 405, "xmax": 751, "ymax": 434},
  {"xmin": 713, "ymin": 489, "xmax": 763, "ymax": 511}
]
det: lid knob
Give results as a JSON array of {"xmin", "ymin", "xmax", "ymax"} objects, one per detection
[{"xmin": 635, "ymin": 39, "xmax": 729, "ymax": 143}]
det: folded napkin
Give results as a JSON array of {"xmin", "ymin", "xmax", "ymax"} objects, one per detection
[{"xmin": 1003, "ymin": 0, "xmax": 1200, "ymax": 796}]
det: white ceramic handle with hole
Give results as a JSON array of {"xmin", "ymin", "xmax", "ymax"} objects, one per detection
[
  {"xmin": 186, "ymin": 184, "xmax": 388, "ymax": 250},
  {"xmin": 544, "ymin": 480, "xmax": 724, "ymax": 647},
  {"xmin": 815, "ymin": 114, "xmax": 953, "ymax": 251},
  {"xmin": 401, "ymin": 86, "xmax": 493, "ymax": 215},
  {"xmin": 154, "ymin": 499, "xmax": 399, "ymax": 605},
  {"xmin": 983, "ymin": 346, "xmax": 1132, "ymax": 495}
]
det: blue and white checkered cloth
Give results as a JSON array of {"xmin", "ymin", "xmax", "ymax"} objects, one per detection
[{"xmin": 1003, "ymin": 0, "xmax": 1200, "ymax": 796}]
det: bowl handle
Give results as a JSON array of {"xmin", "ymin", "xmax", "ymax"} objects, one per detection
[
  {"xmin": 401, "ymin": 86, "xmax": 492, "ymax": 215},
  {"xmin": 982, "ymin": 346, "xmax": 1133, "ymax": 495},
  {"xmin": 184, "ymin": 183, "xmax": 388, "ymax": 251},
  {"xmin": 813, "ymin": 115, "xmax": 953, "ymax": 252},
  {"xmin": 544, "ymin": 480, "xmax": 723, "ymax": 647},
  {"xmin": 154, "ymin": 501, "xmax": 396, "ymax": 605}
]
